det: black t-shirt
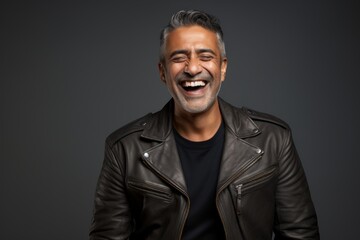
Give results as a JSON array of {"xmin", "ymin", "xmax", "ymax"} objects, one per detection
[{"xmin": 174, "ymin": 122, "xmax": 226, "ymax": 240}]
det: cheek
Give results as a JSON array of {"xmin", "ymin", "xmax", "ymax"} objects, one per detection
[
  {"xmin": 205, "ymin": 60, "xmax": 220, "ymax": 68},
  {"xmin": 168, "ymin": 65, "xmax": 184, "ymax": 78},
  {"xmin": 204, "ymin": 63, "xmax": 221, "ymax": 76}
]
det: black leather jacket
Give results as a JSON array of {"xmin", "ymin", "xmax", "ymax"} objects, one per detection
[{"xmin": 90, "ymin": 98, "xmax": 319, "ymax": 240}]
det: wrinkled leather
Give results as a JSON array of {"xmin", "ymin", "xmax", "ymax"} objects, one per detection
[{"xmin": 90, "ymin": 98, "xmax": 319, "ymax": 240}]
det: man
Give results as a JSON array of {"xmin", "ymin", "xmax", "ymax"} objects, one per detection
[{"xmin": 90, "ymin": 10, "xmax": 319, "ymax": 240}]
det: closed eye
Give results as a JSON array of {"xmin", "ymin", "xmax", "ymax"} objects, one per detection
[
  {"xmin": 171, "ymin": 55, "xmax": 187, "ymax": 63},
  {"xmin": 199, "ymin": 55, "xmax": 214, "ymax": 61}
]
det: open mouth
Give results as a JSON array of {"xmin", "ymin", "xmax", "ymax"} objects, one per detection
[{"xmin": 180, "ymin": 80, "xmax": 208, "ymax": 92}]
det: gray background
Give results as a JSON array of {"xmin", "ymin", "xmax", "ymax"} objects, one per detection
[{"xmin": 1, "ymin": 0, "xmax": 359, "ymax": 239}]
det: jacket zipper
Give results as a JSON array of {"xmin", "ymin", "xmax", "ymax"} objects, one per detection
[
  {"xmin": 141, "ymin": 157, "xmax": 190, "ymax": 240},
  {"xmin": 233, "ymin": 166, "xmax": 277, "ymax": 216},
  {"xmin": 235, "ymin": 184, "xmax": 243, "ymax": 215},
  {"xmin": 216, "ymin": 151, "xmax": 264, "ymax": 239},
  {"xmin": 239, "ymin": 166, "xmax": 277, "ymax": 193},
  {"xmin": 127, "ymin": 180, "xmax": 173, "ymax": 201}
]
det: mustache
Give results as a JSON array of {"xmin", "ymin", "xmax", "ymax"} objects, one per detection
[{"xmin": 175, "ymin": 72, "xmax": 212, "ymax": 83}]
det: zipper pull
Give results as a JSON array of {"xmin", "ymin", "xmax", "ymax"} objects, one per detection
[{"xmin": 235, "ymin": 184, "xmax": 243, "ymax": 215}]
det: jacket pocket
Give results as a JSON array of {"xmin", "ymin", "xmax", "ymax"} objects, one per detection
[
  {"xmin": 232, "ymin": 165, "xmax": 278, "ymax": 215},
  {"xmin": 127, "ymin": 178, "xmax": 173, "ymax": 202}
]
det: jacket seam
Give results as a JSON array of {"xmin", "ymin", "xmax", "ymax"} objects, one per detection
[
  {"xmin": 274, "ymin": 127, "xmax": 292, "ymax": 235},
  {"xmin": 276, "ymin": 128, "xmax": 291, "ymax": 163}
]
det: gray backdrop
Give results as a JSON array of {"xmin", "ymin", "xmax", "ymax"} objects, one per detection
[{"xmin": 1, "ymin": 0, "xmax": 359, "ymax": 239}]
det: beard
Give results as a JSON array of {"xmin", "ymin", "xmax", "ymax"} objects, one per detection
[
  {"xmin": 165, "ymin": 69, "xmax": 223, "ymax": 114},
  {"xmin": 177, "ymin": 82, "xmax": 222, "ymax": 114}
]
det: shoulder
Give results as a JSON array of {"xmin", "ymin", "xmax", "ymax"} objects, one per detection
[
  {"xmin": 106, "ymin": 113, "xmax": 153, "ymax": 147},
  {"xmin": 241, "ymin": 107, "xmax": 290, "ymax": 130},
  {"xmin": 240, "ymin": 107, "xmax": 293, "ymax": 147},
  {"xmin": 219, "ymin": 98, "xmax": 291, "ymax": 138}
]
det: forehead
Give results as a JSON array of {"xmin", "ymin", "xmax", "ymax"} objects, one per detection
[{"xmin": 165, "ymin": 25, "xmax": 219, "ymax": 52}]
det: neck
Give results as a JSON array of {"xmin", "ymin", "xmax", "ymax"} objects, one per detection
[{"xmin": 173, "ymin": 100, "xmax": 222, "ymax": 142}]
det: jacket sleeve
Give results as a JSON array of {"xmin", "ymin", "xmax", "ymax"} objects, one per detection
[
  {"xmin": 89, "ymin": 140, "xmax": 132, "ymax": 240},
  {"xmin": 273, "ymin": 129, "xmax": 320, "ymax": 239}
]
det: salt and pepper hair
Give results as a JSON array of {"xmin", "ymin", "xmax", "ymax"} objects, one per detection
[{"xmin": 159, "ymin": 9, "xmax": 226, "ymax": 62}]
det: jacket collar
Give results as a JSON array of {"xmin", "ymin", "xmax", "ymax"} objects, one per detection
[
  {"xmin": 141, "ymin": 97, "xmax": 260, "ymax": 140},
  {"xmin": 140, "ymin": 98, "xmax": 263, "ymax": 194}
]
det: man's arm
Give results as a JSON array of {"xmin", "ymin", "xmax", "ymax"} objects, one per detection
[
  {"xmin": 273, "ymin": 129, "xmax": 320, "ymax": 239},
  {"xmin": 89, "ymin": 141, "xmax": 132, "ymax": 240}
]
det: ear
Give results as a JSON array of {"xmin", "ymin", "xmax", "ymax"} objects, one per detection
[
  {"xmin": 220, "ymin": 57, "xmax": 228, "ymax": 82},
  {"xmin": 158, "ymin": 62, "xmax": 166, "ymax": 83}
]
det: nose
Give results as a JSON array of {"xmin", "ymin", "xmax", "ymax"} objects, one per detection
[{"xmin": 184, "ymin": 58, "xmax": 202, "ymax": 76}]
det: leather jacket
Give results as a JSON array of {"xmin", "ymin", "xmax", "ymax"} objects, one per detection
[{"xmin": 90, "ymin": 98, "xmax": 319, "ymax": 240}]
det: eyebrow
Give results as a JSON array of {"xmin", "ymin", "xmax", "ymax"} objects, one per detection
[
  {"xmin": 169, "ymin": 50, "xmax": 189, "ymax": 59},
  {"xmin": 169, "ymin": 48, "xmax": 217, "ymax": 59},
  {"xmin": 196, "ymin": 48, "xmax": 216, "ymax": 55}
]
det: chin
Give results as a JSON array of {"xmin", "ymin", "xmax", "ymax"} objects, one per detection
[
  {"xmin": 179, "ymin": 97, "xmax": 217, "ymax": 114},
  {"xmin": 183, "ymin": 105, "xmax": 208, "ymax": 114}
]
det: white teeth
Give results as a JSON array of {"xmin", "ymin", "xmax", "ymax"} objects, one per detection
[{"xmin": 182, "ymin": 81, "xmax": 206, "ymax": 87}]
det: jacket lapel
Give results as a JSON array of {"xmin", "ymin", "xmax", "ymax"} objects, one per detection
[
  {"xmin": 217, "ymin": 98, "xmax": 263, "ymax": 191},
  {"xmin": 217, "ymin": 130, "xmax": 263, "ymax": 192},
  {"xmin": 141, "ymin": 135, "xmax": 188, "ymax": 195},
  {"xmin": 140, "ymin": 100, "xmax": 188, "ymax": 195}
]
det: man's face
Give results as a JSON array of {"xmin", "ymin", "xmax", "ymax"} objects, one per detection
[{"xmin": 159, "ymin": 25, "xmax": 227, "ymax": 115}]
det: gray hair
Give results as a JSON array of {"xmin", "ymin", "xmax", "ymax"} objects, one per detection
[{"xmin": 159, "ymin": 10, "xmax": 226, "ymax": 62}]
